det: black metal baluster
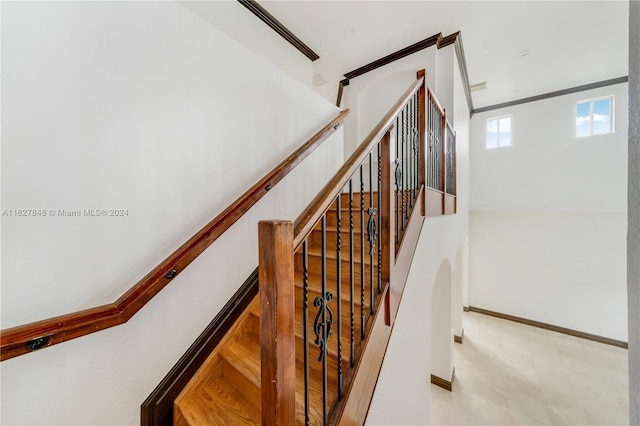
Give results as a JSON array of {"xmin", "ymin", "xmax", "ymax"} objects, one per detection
[
  {"xmin": 321, "ymin": 216, "xmax": 329, "ymax": 424},
  {"xmin": 302, "ymin": 240, "xmax": 310, "ymax": 426},
  {"xmin": 432, "ymin": 101, "xmax": 436, "ymax": 189},
  {"xmin": 377, "ymin": 142, "xmax": 382, "ymax": 295},
  {"xmin": 360, "ymin": 165, "xmax": 365, "ymax": 340},
  {"xmin": 368, "ymin": 152, "xmax": 375, "ymax": 315},
  {"xmin": 336, "ymin": 195, "xmax": 342, "ymax": 400},
  {"xmin": 349, "ymin": 180, "xmax": 355, "ymax": 368},
  {"xmin": 416, "ymin": 95, "xmax": 423, "ymax": 195},
  {"xmin": 413, "ymin": 93, "xmax": 420, "ymax": 205},
  {"xmin": 400, "ymin": 109, "xmax": 405, "ymax": 234},
  {"xmin": 409, "ymin": 98, "xmax": 415, "ymax": 208},
  {"xmin": 395, "ymin": 116, "xmax": 400, "ymax": 247}
]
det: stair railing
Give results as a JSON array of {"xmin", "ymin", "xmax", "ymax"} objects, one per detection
[
  {"xmin": 445, "ymin": 120, "xmax": 457, "ymax": 214},
  {"xmin": 0, "ymin": 110, "xmax": 349, "ymax": 361},
  {"xmin": 259, "ymin": 70, "xmax": 429, "ymax": 425}
]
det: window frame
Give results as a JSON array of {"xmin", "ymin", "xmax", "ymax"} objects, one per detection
[
  {"xmin": 575, "ymin": 95, "xmax": 615, "ymax": 138},
  {"xmin": 485, "ymin": 114, "xmax": 513, "ymax": 149}
]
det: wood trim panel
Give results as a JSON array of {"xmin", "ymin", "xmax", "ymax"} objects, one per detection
[
  {"xmin": 343, "ymin": 32, "xmax": 459, "ymax": 80},
  {"xmin": 444, "ymin": 194, "xmax": 456, "ymax": 215},
  {"xmin": 236, "ymin": 0, "xmax": 320, "ymax": 61},
  {"xmin": 454, "ymin": 329, "xmax": 464, "ymax": 344},
  {"xmin": 425, "ymin": 187, "xmax": 444, "ymax": 217},
  {"xmin": 330, "ymin": 285, "xmax": 391, "ymax": 425},
  {"xmin": 472, "ymin": 76, "xmax": 629, "ymax": 115},
  {"xmin": 141, "ymin": 270, "xmax": 258, "ymax": 426},
  {"xmin": 468, "ymin": 306, "xmax": 629, "ymax": 349},
  {"xmin": 463, "ymin": 306, "xmax": 470, "ymax": 312},
  {"xmin": 453, "ymin": 33, "xmax": 474, "ymax": 113},
  {"xmin": 0, "ymin": 110, "xmax": 349, "ymax": 361},
  {"xmin": 293, "ymin": 80, "xmax": 423, "ymax": 248},
  {"xmin": 389, "ymin": 198, "xmax": 425, "ymax": 322},
  {"xmin": 417, "ymin": 70, "xmax": 427, "ymax": 216},
  {"xmin": 430, "ymin": 367, "xmax": 455, "ymax": 391}
]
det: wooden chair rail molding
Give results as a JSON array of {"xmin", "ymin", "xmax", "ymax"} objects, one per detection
[
  {"xmin": 0, "ymin": 109, "xmax": 350, "ymax": 362},
  {"xmin": 293, "ymin": 78, "xmax": 424, "ymax": 248}
]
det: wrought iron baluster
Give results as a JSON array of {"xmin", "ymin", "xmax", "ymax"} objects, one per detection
[
  {"xmin": 336, "ymin": 195, "xmax": 342, "ymax": 400},
  {"xmin": 349, "ymin": 180, "xmax": 355, "ymax": 368},
  {"xmin": 409, "ymin": 97, "xmax": 415, "ymax": 208},
  {"xmin": 416, "ymin": 92, "xmax": 421, "ymax": 193},
  {"xmin": 400, "ymin": 108, "xmax": 406, "ymax": 234},
  {"xmin": 395, "ymin": 156, "xmax": 402, "ymax": 249},
  {"xmin": 413, "ymin": 93, "xmax": 420, "ymax": 204},
  {"xmin": 359, "ymin": 165, "xmax": 365, "ymax": 340},
  {"xmin": 377, "ymin": 143, "xmax": 382, "ymax": 295},
  {"xmin": 302, "ymin": 240, "xmax": 310, "ymax": 426},
  {"xmin": 395, "ymin": 117, "xmax": 400, "ymax": 247},
  {"xmin": 312, "ymin": 216, "xmax": 333, "ymax": 424},
  {"xmin": 368, "ymin": 152, "xmax": 375, "ymax": 316}
]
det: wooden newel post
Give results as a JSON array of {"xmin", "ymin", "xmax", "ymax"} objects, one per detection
[
  {"xmin": 258, "ymin": 220, "xmax": 296, "ymax": 426},
  {"xmin": 380, "ymin": 130, "xmax": 394, "ymax": 326},
  {"xmin": 417, "ymin": 69, "xmax": 427, "ymax": 216}
]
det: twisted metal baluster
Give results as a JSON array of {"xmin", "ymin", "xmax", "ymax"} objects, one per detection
[
  {"xmin": 349, "ymin": 180, "xmax": 355, "ymax": 367},
  {"xmin": 302, "ymin": 240, "xmax": 310, "ymax": 426},
  {"xmin": 377, "ymin": 142, "xmax": 382, "ymax": 295},
  {"xmin": 336, "ymin": 195, "xmax": 342, "ymax": 400},
  {"xmin": 360, "ymin": 165, "xmax": 365, "ymax": 340}
]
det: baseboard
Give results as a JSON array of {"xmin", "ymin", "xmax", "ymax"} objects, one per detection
[
  {"xmin": 463, "ymin": 306, "xmax": 469, "ymax": 312},
  {"xmin": 430, "ymin": 367, "xmax": 455, "ymax": 392},
  {"xmin": 468, "ymin": 306, "xmax": 628, "ymax": 349},
  {"xmin": 454, "ymin": 329, "xmax": 464, "ymax": 344}
]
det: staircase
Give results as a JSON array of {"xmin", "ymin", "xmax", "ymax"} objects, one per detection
[{"xmin": 174, "ymin": 195, "xmax": 375, "ymax": 425}]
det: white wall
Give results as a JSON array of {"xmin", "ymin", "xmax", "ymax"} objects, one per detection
[
  {"xmin": 366, "ymin": 46, "xmax": 470, "ymax": 425},
  {"xmin": 628, "ymin": 1, "xmax": 640, "ymax": 423},
  {"xmin": 1, "ymin": 2, "xmax": 342, "ymax": 424},
  {"xmin": 469, "ymin": 83, "xmax": 629, "ymax": 341},
  {"xmin": 177, "ymin": 1, "xmax": 312, "ymax": 88},
  {"xmin": 340, "ymin": 47, "xmax": 437, "ymax": 157}
]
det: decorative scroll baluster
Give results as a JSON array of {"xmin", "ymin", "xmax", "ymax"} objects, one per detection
[
  {"xmin": 395, "ymin": 116, "xmax": 400, "ymax": 247},
  {"xmin": 302, "ymin": 240, "xmax": 310, "ymax": 426},
  {"xmin": 336, "ymin": 195, "xmax": 343, "ymax": 400},
  {"xmin": 360, "ymin": 165, "xmax": 365, "ymax": 340},
  {"xmin": 414, "ymin": 94, "xmax": 420, "ymax": 199},
  {"xmin": 315, "ymin": 216, "xmax": 332, "ymax": 424},
  {"xmin": 400, "ymin": 108, "xmax": 406, "ymax": 232},
  {"xmin": 394, "ymin": 157, "xmax": 402, "ymax": 248},
  {"xmin": 368, "ymin": 153, "xmax": 374, "ymax": 315},
  {"xmin": 409, "ymin": 98, "xmax": 414, "ymax": 208},
  {"xmin": 349, "ymin": 180, "xmax": 355, "ymax": 367},
  {"xmin": 377, "ymin": 143, "xmax": 382, "ymax": 295},
  {"xmin": 413, "ymin": 93, "xmax": 420, "ymax": 201}
]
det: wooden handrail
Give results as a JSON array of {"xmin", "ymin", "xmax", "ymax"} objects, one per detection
[
  {"xmin": 0, "ymin": 109, "xmax": 350, "ymax": 361},
  {"xmin": 293, "ymin": 78, "xmax": 424, "ymax": 248},
  {"xmin": 427, "ymin": 87, "xmax": 445, "ymax": 116}
]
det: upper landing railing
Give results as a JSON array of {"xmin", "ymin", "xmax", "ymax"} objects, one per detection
[{"xmin": 0, "ymin": 109, "xmax": 349, "ymax": 361}]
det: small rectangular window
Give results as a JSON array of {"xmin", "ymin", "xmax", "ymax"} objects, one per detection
[
  {"xmin": 486, "ymin": 115, "xmax": 512, "ymax": 149},
  {"xmin": 576, "ymin": 96, "xmax": 614, "ymax": 137}
]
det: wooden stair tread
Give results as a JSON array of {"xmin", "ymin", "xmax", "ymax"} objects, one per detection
[{"xmin": 177, "ymin": 377, "xmax": 260, "ymax": 426}]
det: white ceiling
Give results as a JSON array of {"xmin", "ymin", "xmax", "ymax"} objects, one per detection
[{"xmin": 259, "ymin": 1, "xmax": 630, "ymax": 109}]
